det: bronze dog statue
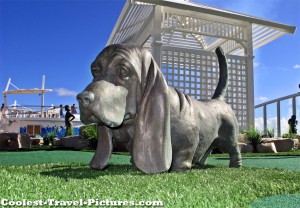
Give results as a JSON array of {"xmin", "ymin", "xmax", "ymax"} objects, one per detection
[{"xmin": 77, "ymin": 44, "xmax": 242, "ymax": 173}]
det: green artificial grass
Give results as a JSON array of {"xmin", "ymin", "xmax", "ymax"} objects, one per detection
[
  {"xmin": 0, "ymin": 151, "xmax": 299, "ymax": 207},
  {"xmin": 0, "ymin": 163, "xmax": 299, "ymax": 207},
  {"xmin": 0, "ymin": 151, "xmax": 129, "ymax": 167}
]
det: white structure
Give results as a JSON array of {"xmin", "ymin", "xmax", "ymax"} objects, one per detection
[
  {"xmin": 3, "ymin": 76, "xmax": 52, "ymax": 118},
  {"xmin": 1, "ymin": 76, "xmax": 82, "ymax": 137},
  {"xmin": 107, "ymin": 0, "xmax": 296, "ymax": 129}
]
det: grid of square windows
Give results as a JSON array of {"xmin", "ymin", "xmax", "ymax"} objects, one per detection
[{"xmin": 161, "ymin": 47, "xmax": 248, "ymax": 128}]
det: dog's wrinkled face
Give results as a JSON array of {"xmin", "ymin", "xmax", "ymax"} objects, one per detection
[{"xmin": 77, "ymin": 45, "xmax": 142, "ymax": 127}]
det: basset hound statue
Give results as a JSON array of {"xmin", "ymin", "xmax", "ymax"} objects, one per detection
[{"xmin": 77, "ymin": 44, "xmax": 242, "ymax": 173}]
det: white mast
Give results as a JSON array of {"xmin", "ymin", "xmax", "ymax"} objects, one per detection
[
  {"xmin": 41, "ymin": 75, "xmax": 45, "ymax": 118},
  {"xmin": 3, "ymin": 78, "xmax": 11, "ymax": 108}
]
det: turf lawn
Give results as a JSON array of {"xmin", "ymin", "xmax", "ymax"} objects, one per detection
[{"xmin": 0, "ymin": 150, "xmax": 299, "ymax": 207}]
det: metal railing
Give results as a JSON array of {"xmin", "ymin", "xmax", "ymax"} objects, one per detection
[
  {"xmin": 255, "ymin": 92, "xmax": 300, "ymax": 137},
  {"xmin": 1, "ymin": 105, "xmax": 79, "ymax": 119}
]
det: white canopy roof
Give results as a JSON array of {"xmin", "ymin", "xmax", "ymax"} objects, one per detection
[
  {"xmin": 3, "ymin": 89, "xmax": 52, "ymax": 95},
  {"xmin": 108, "ymin": 0, "xmax": 296, "ymax": 54}
]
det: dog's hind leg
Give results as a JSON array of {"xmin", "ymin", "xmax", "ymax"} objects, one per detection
[
  {"xmin": 218, "ymin": 136, "xmax": 242, "ymax": 168},
  {"xmin": 217, "ymin": 119, "xmax": 242, "ymax": 168},
  {"xmin": 228, "ymin": 143, "xmax": 242, "ymax": 168}
]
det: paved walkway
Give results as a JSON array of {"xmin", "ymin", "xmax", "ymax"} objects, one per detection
[
  {"xmin": 207, "ymin": 156, "xmax": 300, "ymax": 172},
  {"xmin": 0, "ymin": 151, "xmax": 299, "ymax": 172}
]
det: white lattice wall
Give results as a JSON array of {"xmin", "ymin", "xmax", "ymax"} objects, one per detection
[{"xmin": 161, "ymin": 46, "xmax": 248, "ymax": 128}]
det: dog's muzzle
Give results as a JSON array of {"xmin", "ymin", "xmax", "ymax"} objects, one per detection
[
  {"xmin": 77, "ymin": 91, "xmax": 95, "ymax": 108},
  {"xmin": 77, "ymin": 80, "xmax": 129, "ymax": 128}
]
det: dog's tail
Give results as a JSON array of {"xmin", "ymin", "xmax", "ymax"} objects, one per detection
[{"xmin": 212, "ymin": 47, "xmax": 228, "ymax": 101}]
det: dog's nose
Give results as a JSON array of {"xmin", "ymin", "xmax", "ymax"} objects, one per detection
[{"xmin": 77, "ymin": 91, "xmax": 95, "ymax": 108}]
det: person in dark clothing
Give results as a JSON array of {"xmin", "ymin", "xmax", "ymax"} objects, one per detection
[
  {"xmin": 288, "ymin": 115, "xmax": 298, "ymax": 134},
  {"xmin": 71, "ymin": 104, "xmax": 77, "ymax": 114},
  {"xmin": 1, "ymin": 103, "xmax": 6, "ymax": 118},
  {"xmin": 64, "ymin": 105, "xmax": 75, "ymax": 136}
]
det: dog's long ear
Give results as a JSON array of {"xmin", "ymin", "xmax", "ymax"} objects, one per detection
[
  {"xmin": 133, "ymin": 50, "xmax": 172, "ymax": 173},
  {"xmin": 89, "ymin": 125, "xmax": 112, "ymax": 170}
]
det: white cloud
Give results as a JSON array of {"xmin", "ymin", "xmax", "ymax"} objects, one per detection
[
  {"xmin": 255, "ymin": 116, "xmax": 290, "ymax": 137},
  {"xmin": 256, "ymin": 96, "xmax": 269, "ymax": 102},
  {"xmin": 55, "ymin": 88, "xmax": 78, "ymax": 97},
  {"xmin": 253, "ymin": 62, "xmax": 260, "ymax": 68},
  {"xmin": 293, "ymin": 64, "xmax": 300, "ymax": 69},
  {"xmin": 255, "ymin": 117, "xmax": 264, "ymax": 130}
]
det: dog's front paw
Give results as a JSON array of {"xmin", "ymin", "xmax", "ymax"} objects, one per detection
[
  {"xmin": 89, "ymin": 162, "xmax": 101, "ymax": 170},
  {"xmin": 170, "ymin": 167, "xmax": 191, "ymax": 173},
  {"xmin": 170, "ymin": 161, "xmax": 192, "ymax": 172},
  {"xmin": 89, "ymin": 157, "xmax": 106, "ymax": 170}
]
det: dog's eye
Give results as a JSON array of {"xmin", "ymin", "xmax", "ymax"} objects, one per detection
[
  {"xmin": 119, "ymin": 67, "xmax": 129, "ymax": 80},
  {"xmin": 92, "ymin": 67, "xmax": 101, "ymax": 77}
]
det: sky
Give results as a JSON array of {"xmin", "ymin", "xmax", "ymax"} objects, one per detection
[{"xmin": 0, "ymin": 0, "xmax": 300, "ymax": 133}]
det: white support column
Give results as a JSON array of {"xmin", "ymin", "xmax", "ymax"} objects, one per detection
[
  {"xmin": 5, "ymin": 78, "xmax": 11, "ymax": 92},
  {"xmin": 263, "ymin": 105, "xmax": 267, "ymax": 130},
  {"xmin": 292, "ymin": 96, "xmax": 296, "ymax": 116},
  {"xmin": 246, "ymin": 23, "xmax": 255, "ymax": 127},
  {"xmin": 277, "ymin": 101, "xmax": 281, "ymax": 137},
  {"xmin": 41, "ymin": 75, "xmax": 45, "ymax": 118},
  {"xmin": 152, "ymin": 5, "xmax": 162, "ymax": 68},
  {"xmin": 3, "ymin": 78, "xmax": 11, "ymax": 108}
]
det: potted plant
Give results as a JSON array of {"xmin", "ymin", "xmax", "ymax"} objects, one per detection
[
  {"xmin": 43, "ymin": 128, "xmax": 57, "ymax": 146},
  {"xmin": 244, "ymin": 126, "xmax": 262, "ymax": 152},
  {"xmin": 81, "ymin": 124, "xmax": 98, "ymax": 149}
]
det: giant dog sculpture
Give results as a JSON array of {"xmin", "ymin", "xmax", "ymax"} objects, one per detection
[{"xmin": 77, "ymin": 44, "xmax": 242, "ymax": 173}]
